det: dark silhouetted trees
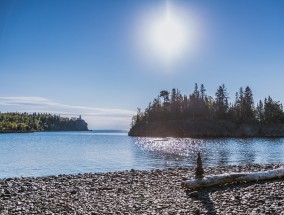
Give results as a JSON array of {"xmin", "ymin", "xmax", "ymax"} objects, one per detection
[
  {"xmin": 264, "ymin": 96, "xmax": 284, "ymax": 123},
  {"xmin": 131, "ymin": 84, "xmax": 284, "ymax": 129},
  {"xmin": 214, "ymin": 84, "xmax": 229, "ymax": 120}
]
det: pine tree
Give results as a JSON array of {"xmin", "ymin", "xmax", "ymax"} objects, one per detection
[
  {"xmin": 241, "ymin": 86, "xmax": 255, "ymax": 123},
  {"xmin": 214, "ymin": 84, "xmax": 229, "ymax": 120},
  {"xmin": 200, "ymin": 84, "xmax": 206, "ymax": 101},
  {"xmin": 264, "ymin": 96, "xmax": 284, "ymax": 123},
  {"xmin": 256, "ymin": 100, "xmax": 264, "ymax": 122}
]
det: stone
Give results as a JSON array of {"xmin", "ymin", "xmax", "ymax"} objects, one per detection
[
  {"xmin": 0, "ymin": 164, "xmax": 283, "ymax": 214},
  {"xmin": 70, "ymin": 190, "xmax": 77, "ymax": 195}
]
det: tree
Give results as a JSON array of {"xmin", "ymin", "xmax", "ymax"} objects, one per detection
[
  {"xmin": 264, "ymin": 96, "xmax": 284, "ymax": 123},
  {"xmin": 159, "ymin": 90, "xmax": 170, "ymax": 105},
  {"xmin": 241, "ymin": 86, "xmax": 255, "ymax": 123},
  {"xmin": 214, "ymin": 84, "xmax": 229, "ymax": 120},
  {"xmin": 256, "ymin": 100, "xmax": 264, "ymax": 122},
  {"xmin": 200, "ymin": 84, "xmax": 206, "ymax": 101},
  {"xmin": 193, "ymin": 83, "xmax": 200, "ymax": 99},
  {"xmin": 170, "ymin": 88, "xmax": 177, "ymax": 104}
]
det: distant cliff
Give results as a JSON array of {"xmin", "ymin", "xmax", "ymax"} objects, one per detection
[
  {"xmin": 0, "ymin": 113, "xmax": 89, "ymax": 133},
  {"xmin": 74, "ymin": 117, "xmax": 89, "ymax": 131},
  {"xmin": 129, "ymin": 84, "xmax": 284, "ymax": 138}
]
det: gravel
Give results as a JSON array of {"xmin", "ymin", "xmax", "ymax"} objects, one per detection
[{"xmin": 0, "ymin": 164, "xmax": 283, "ymax": 214}]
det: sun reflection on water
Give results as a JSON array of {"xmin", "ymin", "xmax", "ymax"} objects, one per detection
[
  {"xmin": 135, "ymin": 137, "xmax": 206, "ymax": 157},
  {"xmin": 134, "ymin": 137, "xmax": 284, "ymax": 167}
]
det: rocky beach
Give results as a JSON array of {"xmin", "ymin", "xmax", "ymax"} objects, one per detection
[{"xmin": 0, "ymin": 164, "xmax": 283, "ymax": 214}]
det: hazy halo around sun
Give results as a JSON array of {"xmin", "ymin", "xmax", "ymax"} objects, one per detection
[
  {"xmin": 149, "ymin": 4, "xmax": 187, "ymax": 64},
  {"xmin": 135, "ymin": 1, "xmax": 199, "ymax": 69}
]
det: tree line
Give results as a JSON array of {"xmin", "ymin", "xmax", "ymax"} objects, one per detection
[
  {"xmin": 131, "ymin": 84, "xmax": 284, "ymax": 128},
  {"xmin": 0, "ymin": 112, "xmax": 88, "ymax": 132}
]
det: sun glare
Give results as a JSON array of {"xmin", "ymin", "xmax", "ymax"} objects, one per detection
[
  {"xmin": 149, "ymin": 6, "xmax": 187, "ymax": 63},
  {"xmin": 135, "ymin": 2, "xmax": 199, "ymax": 68}
]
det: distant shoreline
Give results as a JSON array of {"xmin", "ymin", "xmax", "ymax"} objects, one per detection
[
  {"xmin": 0, "ymin": 130, "xmax": 92, "ymax": 134},
  {"xmin": 0, "ymin": 130, "xmax": 33, "ymax": 134},
  {"xmin": 0, "ymin": 112, "xmax": 89, "ymax": 133}
]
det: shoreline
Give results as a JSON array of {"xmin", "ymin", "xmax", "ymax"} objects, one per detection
[
  {"xmin": 128, "ymin": 134, "xmax": 284, "ymax": 138},
  {"xmin": 0, "ymin": 164, "xmax": 283, "ymax": 214},
  {"xmin": 0, "ymin": 130, "xmax": 92, "ymax": 134},
  {"xmin": 128, "ymin": 121, "xmax": 284, "ymax": 138}
]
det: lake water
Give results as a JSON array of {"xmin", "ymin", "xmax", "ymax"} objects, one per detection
[{"xmin": 0, "ymin": 131, "xmax": 284, "ymax": 178}]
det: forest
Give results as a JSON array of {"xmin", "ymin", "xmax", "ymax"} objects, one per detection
[
  {"xmin": 0, "ymin": 112, "xmax": 89, "ymax": 133},
  {"xmin": 129, "ymin": 84, "xmax": 284, "ymax": 137}
]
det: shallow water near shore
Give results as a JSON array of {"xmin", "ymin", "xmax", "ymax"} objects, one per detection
[{"xmin": 0, "ymin": 131, "xmax": 284, "ymax": 178}]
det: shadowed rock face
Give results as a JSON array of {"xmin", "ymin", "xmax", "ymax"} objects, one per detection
[
  {"xmin": 129, "ymin": 120, "xmax": 284, "ymax": 137},
  {"xmin": 75, "ymin": 118, "xmax": 88, "ymax": 131}
]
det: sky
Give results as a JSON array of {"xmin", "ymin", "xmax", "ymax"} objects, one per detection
[{"xmin": 0, "ymin": 0, "xmax": 284, "ymax": 130}]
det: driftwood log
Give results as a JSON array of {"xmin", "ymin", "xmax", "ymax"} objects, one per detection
[{"xmin": 183, "ymin": 166, "xmax": 284, "ymax": 190}]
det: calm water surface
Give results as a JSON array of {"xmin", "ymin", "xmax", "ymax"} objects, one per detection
[{"xmin": 0, "ymin": 131, "xmax": 284, "ymax": 178}]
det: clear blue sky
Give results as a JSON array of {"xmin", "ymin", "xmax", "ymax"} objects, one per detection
[{"xmin": 0, "ymin": 0, "xmax": 284, "ymax": 129}]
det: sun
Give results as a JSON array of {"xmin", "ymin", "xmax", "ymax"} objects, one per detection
[
  {"xmin": 134, "ymin": 2, "xmax": 199, "ymax": 69},
  {"xmin": 149, "ymin": 5, "xmax": 187, "ymax": 63}
]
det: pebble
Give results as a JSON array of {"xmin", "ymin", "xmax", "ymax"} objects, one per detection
[{"xmin": 0, "ymin": 164, "xmax": 283, "ymax": 214}]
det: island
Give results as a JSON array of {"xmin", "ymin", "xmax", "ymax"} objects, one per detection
[
  {"xmin": 129, "ymin": 84, "xmax": 284, "ymax": 137},
  {"xmin": 0, "ymin": 113, "xmax": 89, "ymax": 133}
]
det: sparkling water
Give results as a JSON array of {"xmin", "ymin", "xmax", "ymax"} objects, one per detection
[{"xmin": 0, "ymin": 131, "xmax": 283, "ymax": 178}]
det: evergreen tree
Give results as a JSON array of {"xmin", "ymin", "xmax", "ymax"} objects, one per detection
[
  {"xmin": 214, "ymin": 84, "xmax": 229, "ymax": 120},
  {"xmin": 193, "ymin": 83, "xmax": 200, "ymax": 99},
  {"xmin": 241, "ymin": 86, "xmax": 255, "ymax": 123},
  {"xmin": 159, "ymin": 90, "xmax": 170, "ymax": 105},
  {"xmin": 256, "ymin": 100, "xmax": 264, "ymax": 122},
  {"xmin": 264, "ymin": 96, "xmax": 284, "ymax": 123},
  {"xmin": 200, "ymin": 84, "xmax": 206, "ymax": 100}
]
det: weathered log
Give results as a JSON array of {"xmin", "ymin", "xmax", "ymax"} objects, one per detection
[{"xmin": 183, "ymin": 166, "xmax": 284, "ymax": 190}]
